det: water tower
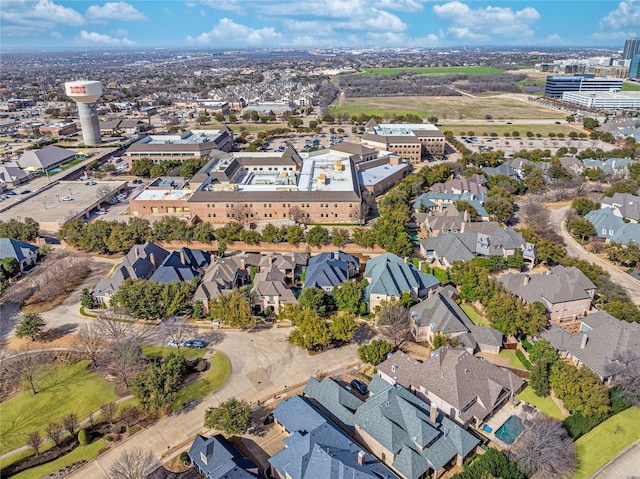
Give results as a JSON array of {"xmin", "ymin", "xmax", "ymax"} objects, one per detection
[{"xmin": 64, "ymin": 80, "xmax": 103, "ymax": 145}]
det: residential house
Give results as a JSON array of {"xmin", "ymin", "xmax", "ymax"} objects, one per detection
[
  {"xmin": 259, "ymin": 252, "xmax": 308, "ymax": 285},
  {"xmin": 377, "ymin": 348, "xmax": 524, "ymax": 428},
  {"xmin": 188, "ymin": 434, "xmax": 259, "ymax": 479},
  {"xmin": 410, "ymin": 286, "xmax": 503, "ymax": 354},
  {"xmin": 507, "ymin": 158, "xmax": 550, "ymax": 180},
  {"xmin": 559, "ymin": 156, "xmax": 586, "ymax": 176},
  {"xmin": 269, "ymin": 395, "xmax": 400, "ymax": 479},
  {"xmin": 0, "ymin": 163, "xmax": 31, "ymax": 188},
  {"xmin": 498, "ymin": 266, "xmax": 596, "ymax": 322},
  {"xmin": 413, "ymin": 192, "xmax": 489, "ymax": 221},
  {"xmin": 422, "ymin": 206, "xmax": 469, "ymax": 237},
  {"xmin": 0, "ymin": 238, "xmax": 39, "ymax": 271},
  {"xmin": 363, "ymin": 253, "xmax": 440, "ymax": 311},
  {"xmin": 304, "ymin": 251, "xmax": 360, "ymax": 292},
  {"xmin": 611, "ymin": 223, "xmax": 640, "ymax": 245},
  {"xmin": 585, "ymin": 208, "xmax": 626, "ymax": 240},
  {"xmin": 541, "ymin": 310, "xmax": 640, "ymax": 380},
  {"xmin": 482, "ymin": 163, "xmax": 519, "ymax": 180},
  {"xmin": 582, "ymin": 158, "xmax": 635, "ymax": 177},
  {"xmin": 251, "ymin": 263, "xmax": 297, "ymax": 312},
  {"xmin": 17, "ymin": 145, "xmax": 76, "ymax": 172},
  {"xmin": 430, "ymin": 177, "xmax": 488, "ymax": 197},
  {"xmin": 304, "ymin": 376, "xmax": 480, "ymax": 479},
  {"xmin": 148, "ymin": 247, "xmax": 211, "ymax": 283},
  {"xmin": 601, "ymin": 192, "xmax": 640, "ymax": 223}
]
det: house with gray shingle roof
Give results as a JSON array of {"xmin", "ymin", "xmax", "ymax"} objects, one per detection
[
  {"xmin": 304, "ymin": 375, "xmax": 480, "ymax": 479},
  {"xmin": 377, "ymin": 348, "xmax": 524, "ymax": 429},
  {"xmin": 430, "ymin": 177, "xmax": 488, "ymax": 197},
  {"xmin": 304, "ymin": 250, "xmax": 360, "ymax": 292},
  {"xmin": 482, "ymin": 163, "xmax": 519, "ymax": 179},
  {"xmin": 498, "ymin": 266, "xmax": 596, "ymax": 322},
  {"xmin": 611, "ymin": 223, "xmax": 640, "ymax": 245},
  {"xmin": 410, "ymin": 286, "xmax": 502, "ymax": 354},
  {"xmin": 0, "ymin": 238, "xmax": 38, "ymax": 271},
  {"xmin": 585, "ymin": 208, "xmax": 626, "ymax": 240},
  {"xmin": 17, "ymin": 145, "xmax": 76, "ymax": 171},
  {"xmin": 413, "ymin": 192, "xmax": 489, "ymax": 220},
  {"xmin": 269, "ymin": 395, "xmax": 399, "ymax": 479},
  {"xmin": 148, "ymin": 247, "xmax": 210, "ymax": 283},
  {"xmin": 541, "ymin": 311, "xmax": 640, "ymax": 380},
  {"xmin": 188, "ymin": 434, "xmax": 259, "ymax": 479},
  {"xmin": 364, "ymin": 253, "xmax": 439, "ymax": 311},
  {"xmin": 582, "ymin": 158, "xmax": 635, "ymax": 177},
  {"xmin": 601, "ymin": 192, "xmax": 640, "ymax": 223},
  {"xmin": 251, "ymin": 263, "xmax": 297, "ymax": 312},
  {"xmin": 0, "ymin": 162, "xmax": 31, "ymax": 188}
]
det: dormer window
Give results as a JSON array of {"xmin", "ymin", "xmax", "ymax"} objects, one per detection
[{"xmin": 200, "ymin": 451, "xmax": 207, "ymax": 465}]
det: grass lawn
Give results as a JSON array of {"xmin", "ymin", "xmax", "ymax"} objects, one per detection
[
  {"xmin": 499, "ymin": 350, "xmax": 526, "ymax": 370},
  {"xmin": 0, "ymin": 444, "xmax": 52, "ymax": 470},
  {"xmin": 141, "ymin": 345, "xmax": 206, "ymax": 360},
  {"xmin": 206, "ymin": 122, "xmax": 290, "ymax": 133},
  {"xmin": 0, "ymin": 360, "xmax": 117, "ymax": 454},
  {"xmin": 460, "ymin": 304, "xmax": 490, "ymax": 327},
  {"xmin": 10, "ymin": 438, "xmax": 106, "ymax": 479},
  {"xmin": 358, "ymin": 66, "xmax": 505, "ymax": 76},
  {"xmin": 515, "ymin": 386, "xmax": 564, "ymax": 421},
  {"xmin": 171, "ymin": 352, "xmax": 231, "ymax": 412},
  {"xmin": 622, "ymin": 82, "xmax": 640, "ymax": 91},
  {"xmin": 331, "ymin": 95, "xmax": 565, "ymax": 121},
  {"xmin": 440, "ymin": 123, "xmax": 578, "ymax": 137},
  {"xmin": 574, "ymin": 407, "xmax": 640, "ymax": 479}
]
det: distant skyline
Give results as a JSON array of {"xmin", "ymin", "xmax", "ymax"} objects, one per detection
[{"xmin": 1, "ymin": 0, "xmax": 638, "ymax": 50}]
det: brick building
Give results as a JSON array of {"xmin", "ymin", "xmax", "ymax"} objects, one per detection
[{"xmin": 360, "ymin": 118, "xmax": 445, "ymax": 162}]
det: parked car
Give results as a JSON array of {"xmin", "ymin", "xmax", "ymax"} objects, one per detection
[
  {"xmin": 61, "ymin": 196, "xmax": 73, "ymax": 201},
  {"xmin": 190, "ymin": 339, "xmax": 206, "ymax": 348},
  {"xmin": 350, "ymin": 379, "xmax": 369, "ymax": 395},
  {"xmin": 5, "ymin": 191, "xmax": 16, "ymax": 196},
  {"xmin": 20, "ymin": 190, "xmax": 31, "ymax": 194}
]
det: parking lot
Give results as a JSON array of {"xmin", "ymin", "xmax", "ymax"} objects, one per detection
[{"xmin": 456, "ymin": 135, "xmax": 618, "ymax": 157}]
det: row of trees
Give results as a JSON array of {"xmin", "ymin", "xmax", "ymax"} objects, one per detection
[
  {"xmin": 0, "ymin": 217, "xmax": 39, "ymax": 241},
  {"xmin": 130, "ymin": 157, "xmax": 208, "ymax": 178},
  {"xmin": 111, "ymin": 279, "xmax": 198, "ymax": 320}
]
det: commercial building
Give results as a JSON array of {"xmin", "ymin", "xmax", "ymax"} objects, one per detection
[
  {"xmin": 360, "ymin": 118, "xmax": 445, "ymax": 162},
  {"xmin": 629, "ymin": 54, "xmax": 640, "ymax": 80},
  {"xmin": 561, "ymin": 91, "xmax": 640, "ymax": 110},
  {"xmin": 623, "ymin": 37, "xmax": 640, "ymax": 60},
  {"xmin": 544, "ymin": 74, "xmax": 623, "ymax": 98}
]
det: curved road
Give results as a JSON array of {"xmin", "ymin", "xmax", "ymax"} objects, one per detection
[
  {"xmin": 548, "ymin": 205, "xmax": 640, "ymax": 305},
  {"xmin": 590, "ymin": 439, "xmax": 640, "ymax": 479}
]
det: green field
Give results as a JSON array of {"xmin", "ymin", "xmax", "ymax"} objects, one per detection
[
  {"xmin": 331, "ymin": 95, "xmax": 565, "ymax": 121},
  {"xmin": 574, "ymin": 407, "xmax": 640, "ymax": 479},
  {"xmin": 499, "ymin": 350, "xmax": 526, "ymax": 370},
  {"xmin": 141, "ymin": 345, "xmax": 206, "ymax": 360},
  {"xmin": 440, "ymin": 123, "xmax": 578, "ymax": 137},
  {"xmin": 515, "ymin": 386, "xmax": 565, "ymax": 420},
  {"xmin": 0, "ymin": 360, "xmax": 117, "ymax": 455},
  {"xmin": 171, "ymin": 352, "xmax": 231, "ymax": 411},
  {"xmin": 460, "ymin": 304, "xmax": 490, "ymax": 327},
  {"xmin": 358, "ymin": 66, "xmax": 505, "ymax": 76},
  {"xmin": 621, "ymin": 82, "xmax": 640, "ymax": 91}
]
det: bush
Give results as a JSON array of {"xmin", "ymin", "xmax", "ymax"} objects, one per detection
[
  {"xmin": 515, "ymin": 349, "xmax": 532, "ymax": 370},
  {"xmin": 563, "ymin": 413, "xmax": 605, "ymax": 440},
  {"xmin": 180, "ymin": 451, "xmax": 190, "ymax": 463},
  {"xmin": 78, "ymin": 429, "xmax": 89, "ymax": 445},
  {"xmin": 194, "ymin": 358, "xmax": 207, "ymax": 372},
  {"xmin": 521, "ymin": 337, "xmax": 533, "ymax": 351},
  {"xmin": 358, "ymin": 339, "xmax": 393, "ymax": 365}
]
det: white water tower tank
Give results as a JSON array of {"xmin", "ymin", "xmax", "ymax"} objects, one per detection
[{"xmin": 65, "ymin": 80, "xmax": 103, "ymax": 145}]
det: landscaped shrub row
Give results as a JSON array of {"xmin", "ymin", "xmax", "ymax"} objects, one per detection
[
  {"xmin": 515, "ymin": 349, "xmax": 532, "ymax": 370},
  {"xmin": 564, "ymin": 388, "xmax": 630, "ymax": 440},
  {"xmin": 520, "ymin": 337, "xmax": 533, "ymax": 351},
  {"xmin": 0, "ymin": 437, "xmax": 78, "ymax": 476}
]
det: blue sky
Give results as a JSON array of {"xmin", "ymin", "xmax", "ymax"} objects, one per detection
[{"xmin": 1, "ymin": 0, "xmax": 638, "ymax": 50}]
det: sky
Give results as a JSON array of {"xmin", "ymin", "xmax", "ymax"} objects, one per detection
[{"xmin": 1, "ymin": 0, "xmax": 638, "ymax": 50}]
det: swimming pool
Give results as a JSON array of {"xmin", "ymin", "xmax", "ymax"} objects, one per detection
[{"xmin": 494, "ymin": 415, "xmax": 523, "ymax": 445}]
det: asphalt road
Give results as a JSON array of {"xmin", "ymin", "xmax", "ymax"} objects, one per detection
[{"xmin": 590, "ymin": 439, "xmax": 640, "ymax": 479}]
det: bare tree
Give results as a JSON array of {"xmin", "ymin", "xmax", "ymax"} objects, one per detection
[
  {"xmin": 101, "ymin": 401, "xmax": 118, "ymax": 426},
  {"xmin": 605, "ymin": 350, "xmax": 640, "ymax": 407},
  {"xmin": 74, "ymin": 322, "xmax": 106, "ymax": 368},
  {"xmin": 45, "ymin": 422, "xmax": 64, "ymax": 447},
  {"xmin": 288, "ymin": 205, "xmax": 306, "ymax": 223},
  {"xmin": 511, "ymin": 416, "xmax": 577, "ymax": 479},
  {"xmin": 377, "ymin": 301, "xmax": 410, "ymax": 348},
  {"xmin": 108, "ymin": 447, "xmax": 160, "ymax": 479},
  {"xmin": 119, "ymin": 406, "xmax": 141, "ymax": 429},
  {"xmin": 62, "ymin": 413, "xmax": 78, "ymax": 436},
  {"xmin": 7, "ymin": 346, "xmax": 49, "ymax": 395},
  {"xmin": 27, "ymin": 431, "xmax": 42, "ymax": 456},
  {"xmin": 161, "ymin": 317, "xmax": 191, "ymax": 354},
  {"xmin": 227, "ymin": 203, "xmax": 254, "ymax": 225}
]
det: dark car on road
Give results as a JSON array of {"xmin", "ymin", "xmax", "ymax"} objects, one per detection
[{"xmin": 351, "ymin": 379, "xmax": 369, "ymax": 395}]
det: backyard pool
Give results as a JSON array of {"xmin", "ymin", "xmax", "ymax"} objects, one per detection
[{"xmin": 495, "ymin": 415, "xmax": 523, "ymax": 445}]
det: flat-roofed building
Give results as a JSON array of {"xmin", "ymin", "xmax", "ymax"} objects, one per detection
[
  {"xmin": 561, "ymin": 91, "xmax": 640, "ymax": 110},
  {"xmin": 39, "ymin": 122, "xmax": 78, "ymax": 137},
  {"xmin": 544, "ymin": 74, "xmax": 623, "ymax": 98},
  {"xmin": 360, "ymin": 118, "xmax": 445, "ymax": 162}
]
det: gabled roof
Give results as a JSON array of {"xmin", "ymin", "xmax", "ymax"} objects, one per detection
[
  {"xmin": 0, "ymin": 238, "xmax": 38, "ymax": 262},
  {"xmin": 251, "ymin": 264, "xmax": 297, "ymax": 303},
  {"xmin": 585, "ymin": 208, "xmax": 625, "ymax": 238},
  {"xmin": 305, "ymin": 251, "xmax": 359, "ymax": 290},
  {"xmin": 304, "ymin": 377, "xmax": 364, "ymax": 426},
  {"xmin": 0, "ymin": 164, "xmax": 30, "ymax": 183},
  {"xmin": 364, "ymin": 253, "xmax": 439, "ymax": 300},
  {"xmin": 602, "ymin": 193, "xmax": 640, "ymax": 222},
  {"xmin": 611, "ymin": 223, "xmax": 640, "ymax": 245},
  {"xmin": 541, "ymin": 311, "xmax": 640, "ymax": 378},
  {"xmin": 18, "ymin": 145, "xmax": 76, "ymax": 169},
  {"xmin": 188, "ymin": 434, "xmax": 258, "ymax": 479},
  {"xmin": 148, "ymin": 247, "xmax": 211, "ymax": 283},
  {"xmin": 482, "ymin": 163, "xmax": 518, "ymax": 179}
]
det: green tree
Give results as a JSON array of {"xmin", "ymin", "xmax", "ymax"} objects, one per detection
[
  {"xmin": 132, "ymin": 353, "xmax": 186, "ymax": 413},
  {"xmin": 80, "ymin": 288, "xmax": 94, "ymax": 308},
  {"xmin": 204, "ymin": 397, "xmax": 252, "ymax": 436},
  {"xmin": 306, "ymin": 225, "xmax": 330, "ymax": 246},
  {"xmin": 261, "ymin": 224, "xmax": 283, "ymax": 243},
  {"xmin": 332, "ymin": 279, "xmax": 366, "ymax": 314},
  {"xmin": 603, "ymin": 300, "xmax": 640, "ymax": 323},
  {"xmin": 358, "ymin": 339, "xmax": 393, "ymax": 365},
  {"xmin": 130, "ymin": 158, "xmax": 153, "ymax": 177},
  {"xmin": 298, "ymin": 287, "xmax": 336, "ymax": 315},
  {"xmin": 352, "ymin": 228, "xmax": 375, "ymax": 248},
  {"xmin": 288, "ymin": 308, "xmax": 332, "ymax": 350},
  {"xmin": 571, "ymin": 197, "xmax": 598, "ymax": 216},
  {"xmin": 285, "ymin": 225, "xmax": 305, "ymax": 244},
  {"xmin": 432, "ymin": 333, "xmax": 460, "ymax": 349},
  {"xmin": 15, "ymin": 313, "xmax": 46, "ymax": 341},
  {"xmin": 0, "ymin": 257, "xmax": 20, "ymax": 276},
  {"xmin": 451, "ymin": 448, "xmax": 524, "ymax": 479},
  {"xmin": 209, "ymin": 289, "xmax": 253, "ymax": 328},
  {"xmin": 550, "ymin": 362, "xmax": 611, "ymax": 417},
  {"xmin": 453, "ymin": 201, "xmax": 479, "ymax": 221},
  {"xmin": 484, "ymin": 196, "xmax": 514, "ymax": 223},
  {"xmin": 331, "ymin": 228, "xmax": 350, "ymax": 246},
  {"xmin": 152, "ymin": 217, "xmax": 191, "ymax": 241},
  {"xmin": 371, "ymin": 218, "xmax": 412, "ymax": 257},
  {"xmin": 531, "ymin": 361, "xmax": 551, "ymax": 397},
  {"xmin": 330, "ymin": 313, "xmax": 358, "ymax": 342},
  {"xmin": 529, "ymin": 339, "xmax": 558, "ymax": 366},
  {"xmin": 193, "ymin": 222, "xmax": 216, "ymax": 242},
  {"xmin": 568, "ymin": 217, "xmax": 595, "ymax": 242}
]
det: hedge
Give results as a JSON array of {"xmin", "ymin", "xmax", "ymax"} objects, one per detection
[{"xmin": 515, "ymin": 349, "xmax": 532, "ymax": 370}]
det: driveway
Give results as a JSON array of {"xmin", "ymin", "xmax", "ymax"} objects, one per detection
[
  {"xmin": 548, "ymin": 205, "xmax": 640, "ymax": 305},
  {"xmin": 67, "ymin": 328, "xmax": 359, "ymax": 478},
  {"xmin": 590, "ymin": 439, "xmax": 640, "ymax": 479}
]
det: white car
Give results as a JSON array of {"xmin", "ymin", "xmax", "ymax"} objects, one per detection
[
  {"xmin": 61, "ymin": 196, "xmax": 74, "ymax": 201},
  {"xmin": 95, "ymin": 210, "xmax": 106, "ymax": 215}
]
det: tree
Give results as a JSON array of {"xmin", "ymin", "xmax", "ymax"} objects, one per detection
[
  {"xmin": 288, "ymin": 205, "xmax": 306, "ymax": 223},
  {"xmin": 27, "ymin": 431, "xmax": 42, "ymax": 456},
  {"xmin": 531, "ymin": 361, "xmax": 551, "ymax": 396},
  {"xmin": 227, "ymin": 204, "xmax": 254, "ymax": 225},
  {"xmin": 261, "ymin": 224, "xmax": 283, "ymax": 243},
  {"xmin": 286, "ymin": 225, "xmax": 305, "ymax": 244},
  {"xmin": 130, "ymin": 158, "xmax": 153, "ymax": 177},
  {"xmin": 209, "ymin": 289, "xmax": 253, "ymax": 328},
  {"xmin": 451, "ymin": 448, "xmax": 524, "ymax": 479},
  {"xmin": 204, "ymin": 397, "xmax": 252, "ymax": 436},
  {"xmin": 484, "ymin": 196, "xmax": 514, "ymax": 223},
  {"xmin": 119, "ymin": 406, "xmax": 141, "ymax": 429},
  {"xmin": 330, "ymin": 313, "xmax": 358, "ymax": 342},
  {"xmin": 15, "ymin": 313, "xmax": 46, "ymax": 341},
  {"xmin": 298, "ymin": 287, "xmax": 336, "ymax": 315},
  {"xmin": 288, "ymin": 308, "xmax": 332, "ymax": 350},
  {"xmin": 352, "ymin": 227, "xmax": 375, "ymax": 248},
  {"xmin": 63, "ymin": 413, "xmax": 79, "ymax": 436},
  {"xmin": 132, "ymin": 353, "xmax": 186, "ymax": 413},
  {"xmin": 1, "ymin": 257, "xmax": 20, "ymax": 276},
  {"xmin": 571, "ymin": 197, "xmax": 598, "ymax": 216},
  {"xmin": 45, "ymin": 422, "xmax": 64, "ymax": 447},
  {"xmin": 7, "ymin": 346, "xmax": 48, "ymax": 395},
  {"xmin": 511, "ymin": 416, "xmax": 577, "ymax": 479},
  {"xmin": 568, "ymin": 217, "xmax": 595, "ymax": 242},
  {"xmin": 453, "ymin": 201, "xmax": 478, "ymax": 221},
  {"xmin": 193, "ymin": 222, "xmax": 216, "ymax": 242},
  {"xmin": 109, "ymin": 447, "xmax": 160, "ymax": 479},
  {"xmin": 358, "ymin": 339, "xmax": 393, "ymax": 365},
  {"xmin": 333, "ymin": 280, "xmax": 365, "ymax": 314},
  {"xmin": 331, "ymin": 228, "xmax": 350, "ymax": 246},
  {"xmin": 550, "ymin": 362, "xmax": 611, "ymax": 417},
  {"xmin": 306, "ymin": 225, "xmax": 330, "ymax": 246},
  {"xmin": 74, "ymin": 322, "xmax": 105, "ymax": 369},
  {"xmin": 529, "ymin": 339, "xmax": 558, "ymax": 366},
  {"xmin": 604, "ymin": 350, "xmax": 640, "ymax": 407},
  {"xmin": 432, "ymin": 333, "xmax": 460, "ymax": 349},
  {"xmin": 377, "ymin": 301, "xmax": 410, "ymax": 347},
  {"xmin": 101, "ymin": 401, "xmax": 118, "ymax": 426},
  {"xmin": 161, "ymin": 317, "xmax": 191, "ymax": 354},
  {"xmin": 78, "ymin": 429, "xmax": 89, "ymax": 445}
]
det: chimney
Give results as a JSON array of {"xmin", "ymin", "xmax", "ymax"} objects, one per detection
[
  {"xmin": 135, "ymin": 247, "xmax": 140, "ymax": 258},
  {"xmin": 180, "ymin": 250, "xmax": 186, "ymax": 265},
  {"xmin": 430, "ymin": 403, "xmax": 438, "ymax": 423},
  {"xmin": 460, "ymin": 221, "xmax": 465, "ymax": 233},
  {"xmin": 269, "ymin": 253, "xmax": 274, "ymax": 265},
  {"xmin": 240, "ymin": 257, "xmax": 246, "ymax": 270},
  {"xmin": 418, "ymin": 260, "xmax": 424, "ymax": 272},
  {"xmin": 404, "ymin": 256, "xmax": 408, "ymax": 264},
  {"xmin": 357, "ymin": 451, "xmax": 365, "ymax": 466},
  {"xmin": 463, "ymin": 210, "xmax": 469, "ymax": 222},
  {"xmin": 334, "ymin": 251, "xmax": 339, "ymax": 260},
  {"xmin": 523, "ymin": 275, "xmax": 530, "ymax": 286},
  {"xmin": 149, "ymin": 253, "xmax": 156, "ymax": 268},
  {"xmin": 580, "ymin": 333, "xmax": 588, "ymax": 349}
]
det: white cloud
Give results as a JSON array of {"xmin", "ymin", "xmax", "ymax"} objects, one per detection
[
  {"xmin": 86, "ymin": 2, "xmax": 147, "ymax": 22},
  {"xmin": 187, "ymin": 18, "xmax": 282, "ymax": 46},
  {"xmin": 599, "ymin": 0, "xmax": 639, "ymax": 34},
  {"xmin": 433, "ymin": 1, "xmax": 540, "ymax": 40},
  {"xmin": 0, "ymin": 0, "xmax": 84, "ymax": 35},
  {"xmin": 78, "ymin": 30, "xmax": 136, "ymax": 45}
]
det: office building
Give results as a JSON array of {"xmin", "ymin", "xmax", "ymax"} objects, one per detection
[
  {"xmin": 544, "ymin": 74, "xmax": 623, "ymax": 98},
  {"xmin": 630, "ymin": 54, "xmax": 640, "ymax": 80},
  {"xmin": 561, "ymin": 91, "xmax": 640, "ymax": 110},
  {"xmin": 623, "ymin": 37, "xmax": 640, "ymax": 60},
  {"xmin": 360, "ymin": 118, "xmax": 445, "ymax": 162}
]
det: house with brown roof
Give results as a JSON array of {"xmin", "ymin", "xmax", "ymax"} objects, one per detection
[
  {"xmin": 251, "ymin": 263, "xmax": 297, "ymax": 312},
  {"xmin": 377, "ymin": 348, "xmax": 524, "ymax": 429}
]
